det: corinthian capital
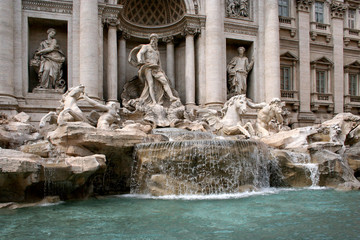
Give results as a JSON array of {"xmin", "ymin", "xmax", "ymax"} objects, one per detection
[
  {"xmin": 103, "ymin": 17, "xmax": 119, "ymax": 27},
  {"xmin": 296, "ymin": 0, "xmax": 313, "ymax": 12},
  {"xmin": 330, "ymin": 1, "xmax": 347, "ymax": 19}
]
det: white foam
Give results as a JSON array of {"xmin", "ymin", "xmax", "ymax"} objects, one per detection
[{"xmin": 116, "ymin": 188, "xmax": 300, "ymax": 200}]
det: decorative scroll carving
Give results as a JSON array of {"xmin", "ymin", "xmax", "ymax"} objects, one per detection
[
  {"xmin": 22, "ymin": 0, "xmax": 72, "ymax": 14},
  {"xmin": 226, "ymin": 0, "xmax": 250, "ymax": 19},
  {"xmin": 296, "ymin": 0, "xmax": 313, "ymax": 12}
]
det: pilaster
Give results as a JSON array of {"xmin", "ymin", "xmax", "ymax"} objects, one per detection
[
  {"xmin": 0, "ymin": 0, "xmax": 17, "ymax": 108},
  {"xmin": 296, "ymin": 0, "xmax": 316, "ymax": 125},
  {"xmin": 264, "ymin": 0, "xmax": 281, "ymax": 102},
  {"xmin": 331, "ymin": 1, "xmax": 346, "ymax": 113}
]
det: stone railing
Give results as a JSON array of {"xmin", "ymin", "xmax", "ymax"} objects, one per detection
[
  {"xmin": 310, "ymin": 22, "xmax": 331, "ymax": 42},
  {"xmin": 279, "ymin": 16, "xmax": 296, "ymax": 37},
  {"xmin": 311, "ymin": 92, "xmax": 334, "ymax": 112},
  {"xmin": 281, "ymin": 90, "xmax": 298, "ymax": 99},
  {"xmin": 344, "ymin": 95, "xmax": 360, "ymax": 112},
  {"xmin": 344, "ymin": 28, "xmax": 360, "ymax": 47}
]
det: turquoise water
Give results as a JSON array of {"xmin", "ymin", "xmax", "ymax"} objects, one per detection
[{"xmin": 1, "ymin": 188, "xmax": 360, "ymax": 240}]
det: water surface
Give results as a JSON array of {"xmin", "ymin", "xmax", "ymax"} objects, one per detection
[{"xmin": 1, "ymin": 188, "xmax": 359, "ymax": 240}]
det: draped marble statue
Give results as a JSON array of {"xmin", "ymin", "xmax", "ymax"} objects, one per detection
[
  {"xmin": 227, "ymin": 46, "xmax": 254, "ymax": 97},
  {"xmin": 30, "ymin": 28, "xmax": 66, "ymax": 91}
]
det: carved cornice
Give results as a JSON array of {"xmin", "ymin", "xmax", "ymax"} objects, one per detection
[
  {"xmin": 330, "ymin": 1, "xmax": 347, "ymax": 19},
  {"xmin": 296, "ymin": 0, "xmax": 313, "ymax": 12},
  {"xmin": 224, "ymin": 21, "xmax": 258, "ymax": 36},
  {"xmin": 101, "ymin": 4, "xmax": 122, "ymax": 24},
  {"xmin": 117, "ymin": 14, "xmax": 205, "ymax": 39},
  {"xmin": 22, "ymin": 0, "xmax": 72, "ymax": 14}
]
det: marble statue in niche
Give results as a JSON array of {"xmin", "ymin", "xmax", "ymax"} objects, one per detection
[
  {"xmin": 227, "ymin": 46, "xmax": 254, "ymax": 97},
  {"xmin": 226, "ymin": 0, "xmax": 250, "ymax": 18},
  {"xmin": 30, "ymin": 28, "xmax": 66, "ymax": 92}
]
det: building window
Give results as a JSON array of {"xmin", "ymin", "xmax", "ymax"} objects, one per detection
[
  {"xmin": 316, "ymin": 71, "xmax": 327, "ymax": 93},
  {"xmin": 349, "ymin": 74, "xmax": 359, "ymax": 96},
  {"xmin": 348, "ymin": 9, "xmax": 356, "ymax": 29},
  {"xmin": 281, "ymin": 66, "xmax": 292, "ymax": 90},
  {"xmin": 315, "ymin": 1, "xmax": 324, "ymax": 23},
  {"xmin": 278, "ymin": 0, "xmax": 289, "ymax": 17}
]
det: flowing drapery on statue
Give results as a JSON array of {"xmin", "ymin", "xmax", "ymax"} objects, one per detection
[
  {"xmin": 30, "ymin": 28, "xmax": 66, "ymax": 91},
  {"xmin": 227, "ymin": 46, "xmax": 254, "ymax": 97},
  {"xmin": 128, "ymin": 34, "xmax": 178, "ymax": 106}
]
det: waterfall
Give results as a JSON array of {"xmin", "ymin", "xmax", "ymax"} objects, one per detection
[
  {"xmin": 130, "ymin": 139, "xmax": 273, "ymax": 195},
  {"xmin": 287, "ymin": 152, "xmax": 320, "ymax": 187}
]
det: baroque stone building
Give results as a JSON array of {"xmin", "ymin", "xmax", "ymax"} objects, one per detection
[{"xmin": 0, "ymin": 0, "xmax": 359, "ymax": 126}]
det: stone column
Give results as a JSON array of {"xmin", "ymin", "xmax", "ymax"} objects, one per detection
[
  {"xmin": 0, "ymin": 0, "xmax": 16, "ymax": 103},
  {"xmin": 264, "ymin": 0, "xmax": 280, "ymax": 102},
  {"xmin": 106, "ymin": 20, "xmax": 118, "ymax": 102},
  {"xmin": 331, "ymin": 4, "xmax": 346, "ymax": 113},
  {"xmin": 205, "ymin": 0, "xmax": 226, "ymax": 108},
  {"xmin": 98, "ymin": 15, "xmax": 104, "ymax": 99},
  {"xmin": 79, "ymin": 0, "xmax": 99, "ymax": 98},
  {"xmin": 185, "ymin": 30, "xmax": 196, "ymax": 106},
  {"xmin": 72, "ymin": 0, "xmax": 80, "ymax": 87},
  {"xmin": 296, "ymin": 1, "xmax": 313, "ymax": 118},
  {"xmin": 196, "ymin": 23, "xmax": 206, "ymax": 106},
  {"xmin": 118, "ymin": 33, "xmax": 128, "ymax": 99},
  {"xmin": 164, "ymin": 37, "xmax": 175, "ymax": 88}
]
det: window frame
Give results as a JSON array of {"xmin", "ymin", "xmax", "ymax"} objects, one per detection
[
  {"xmin": 280, "ymin": 66, "xmax": 293, "ymax": 91},
  {"xmin": 349, "ymin": 73, "xmax": 360, "ymax": 96},
  {"xmin": 315, "ymin": 1, "xmax": 324, "ymax": 23},
  {"xmin": 348, "ymin": 9, "xmax": 356, "ymax": 29},
  {"xmin": 316, "ymin": 70, "xmax": 327, "ymax": 94},
  {"xmin": 278, "ymin": 0, "xmax": 290, "ymax": 17}
]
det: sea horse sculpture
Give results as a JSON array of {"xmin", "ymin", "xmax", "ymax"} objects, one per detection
[{"xmin": 203, "ymin": 94, "xmax": 265, "ymax": 138}]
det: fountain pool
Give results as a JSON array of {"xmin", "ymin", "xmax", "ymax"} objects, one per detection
[{"xmin": 1, "ymin": 188, "xmax": 359, "ymax": 240}]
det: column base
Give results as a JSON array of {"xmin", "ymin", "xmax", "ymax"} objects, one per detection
[
  {"xmin": 0, "ymin": 95, "xmax": 18, "ymax": 116},
  {"xmin": 205, "ymin": 102, "xmax": 224, "ymax": 111},
  {"xmin": 296, "ymin": 112, "xmax": 316, "ymax": 128}
]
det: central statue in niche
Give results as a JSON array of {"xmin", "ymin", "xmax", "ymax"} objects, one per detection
[
  {"xmin": 126, "ymin": 33, "xmax": 184, "ymax": 127},
  {"xmin": 129, "ymin": 33, "xmax": 179, "ymax": 105}
]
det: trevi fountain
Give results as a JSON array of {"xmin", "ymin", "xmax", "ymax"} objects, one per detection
[{"xmin": 1, "ymin": 1, "xmax": 360, "ymax": 239}]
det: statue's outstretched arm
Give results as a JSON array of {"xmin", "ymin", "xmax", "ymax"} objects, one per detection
[
  {"xmin": 246, "ymin": 99, "xmax": 266, "ymax": 109},
  {"xmin": 82, "ymin": 94, "xmax": 109, "ymax": 112}
]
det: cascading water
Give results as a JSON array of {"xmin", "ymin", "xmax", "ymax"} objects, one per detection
[
  {"xmin": 287, "ymin": 152, "xmax": 320, "ymax": 187},
  {"xmin": 130, "ymin": 139, "xmax": 274, "ymax": 195}
]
